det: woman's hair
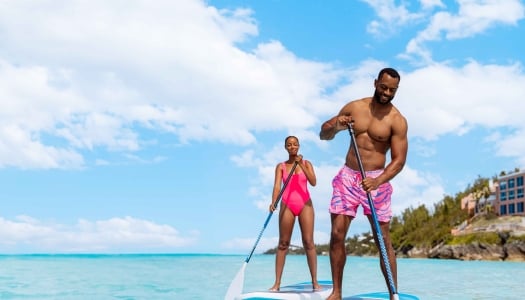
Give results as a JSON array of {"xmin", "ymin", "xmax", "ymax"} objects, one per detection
[{"xmin": 284, "ymin": 135, "xmax": 299, "ymax": 144}]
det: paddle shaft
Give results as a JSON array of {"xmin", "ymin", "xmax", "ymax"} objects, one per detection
[
  {"xmin": 347, "ymin": 123, "xmax": 398, "ymax": 296},
  {"xmin": 244, "ymin": 160, "xmax": 299, "ymax": 263}
]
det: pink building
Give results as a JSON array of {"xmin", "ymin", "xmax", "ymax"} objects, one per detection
[{"xmin": 460, "ymin": 193, "xmax": 477, "ymax": 217}]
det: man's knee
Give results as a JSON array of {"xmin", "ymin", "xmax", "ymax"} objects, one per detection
[
  {"xmin": 330, "ymin": 230, "xmax": 346, "ymax": 245},
  {"xmin": 330, "ymin": 225, "xmax": 349, "ymax": 242}
]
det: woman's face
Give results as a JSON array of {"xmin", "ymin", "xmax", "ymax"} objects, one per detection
[{"xmin": 285, "ymin": 137, "xmax": 299, "ymax": 155}]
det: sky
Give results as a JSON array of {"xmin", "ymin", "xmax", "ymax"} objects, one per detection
[{"xmin": 0, "ymin": 0, "xmax": 524, "ymax": 254}]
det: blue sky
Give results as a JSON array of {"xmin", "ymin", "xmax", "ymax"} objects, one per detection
[{"xmin": 0, "ymin": 0, "xmax": 524, "ymax": 254}]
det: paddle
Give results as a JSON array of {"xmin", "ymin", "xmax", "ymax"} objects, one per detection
[
  {"xmin": 224, "ymin": 160, "xmax": 299, "ymax": 300},
  {"xmin": 347, "ymin": 122, "xmax": 399, "ymax": 300}
]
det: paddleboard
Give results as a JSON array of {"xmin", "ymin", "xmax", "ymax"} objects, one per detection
[
  {"xmin": 236, "ymin": 280, "xmax": 333, "ymax": 300},
  {"xmin": 344, "ymin": 292, "xmax": 420, "ymax": 300}
]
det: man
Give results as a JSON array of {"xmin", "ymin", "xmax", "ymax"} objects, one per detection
[{"xmin": 319, "ymin": 67, "xmax": 408, "ymax": 300}]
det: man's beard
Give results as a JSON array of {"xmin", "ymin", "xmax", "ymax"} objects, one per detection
[{"xmin": 373, "ymin": 90, "xmax": 394, "ymax": 105}]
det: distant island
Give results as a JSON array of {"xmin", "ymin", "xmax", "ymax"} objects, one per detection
[{"xmin": 265, "ymin": 173, "xmax": 525, "ymax": 262}]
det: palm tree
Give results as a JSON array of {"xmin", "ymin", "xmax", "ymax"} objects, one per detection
[{"xmin": 473, "ymin": 186, "xmax": 490, "ymax": 216}]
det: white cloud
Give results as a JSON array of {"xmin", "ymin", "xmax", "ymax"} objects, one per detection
[
  {"xmin": 0, "ymin": 0, "xmax": 343, "ymax": 169},
  {"xmin": 361, "ymin": 0, "xmax": 425, "ymax": 36},
  {"xmin": 398, "ymin": 61, "xmax": 525, "ymax": 141},
  {"xmin": 391, "ymin": 165, "xmax": 446, "ymax": 214},
  {"xmin": 420, "ymin": 0, "xmax": 446, "ymax": 10},
  {"xmin": 403, "ymin": 0, "xmax": 525, "ymax": 62},
  {"xmin": 0, "ymin": 216, "xmax": 197, "ymax": 253},
  {"xmin": 493, "ymin": 128, "xmax": 525, "ymax": 167}
]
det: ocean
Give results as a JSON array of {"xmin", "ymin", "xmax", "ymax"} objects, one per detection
[{"xmin": 0, "ymin": 254, "xmax": 523, "ymax": 299}]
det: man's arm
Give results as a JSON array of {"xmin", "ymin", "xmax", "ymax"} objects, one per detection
[
  {"xmin": 319, "ymin": 116, "xmax": 339, "ymax": 140},
  {"xmin": 320, "ymin": 102, "xmax": 353, "ymax": 140}
]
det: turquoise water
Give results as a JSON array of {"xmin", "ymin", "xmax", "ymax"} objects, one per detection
[{"xmin": 0, "ymin": 254, "xmax": 523, "ymax": 299}]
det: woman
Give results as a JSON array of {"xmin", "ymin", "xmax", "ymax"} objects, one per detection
[{"xmin": 269, "ymin": 136, "xmax": 320, "ymax": 291}]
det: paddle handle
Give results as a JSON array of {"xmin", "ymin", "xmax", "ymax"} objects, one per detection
[
  {"xmin": 244, "ymin": 161, "xmax": 299, "ymax": 263},
  {"xmin": 347, "ymin": 123, "xmax": 398, "ymax": 296}
]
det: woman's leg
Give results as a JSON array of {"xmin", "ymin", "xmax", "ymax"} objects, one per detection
[
  {"xmin": 298, "ymin": 200, "xmax": 320, "ymax": 290},
  {"xmin": 269, "ymin": 205, "xmax": 295, "ymax": 291}
]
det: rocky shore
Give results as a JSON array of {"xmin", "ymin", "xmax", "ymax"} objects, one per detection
[
  {"xmin": 403, "ymin": 216, "xmax": 525, "ymax": 261},
  {"xmin": 403, "ymin": 240, "xmax": 525, "ymax": 261}
]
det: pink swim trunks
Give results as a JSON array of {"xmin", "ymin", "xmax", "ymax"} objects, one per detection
[{"xmin": 329, "ymin": 166, "xmax": 393, "ymax": 222}]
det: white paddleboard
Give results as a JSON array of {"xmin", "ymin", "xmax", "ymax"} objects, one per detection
[
  {"xmin": 344, "ymin": 292, "xmax": 420, "ymax": 300},
  {"xmin": 236, "ymin": 280, "xmax": 333, "ymax": 300}
]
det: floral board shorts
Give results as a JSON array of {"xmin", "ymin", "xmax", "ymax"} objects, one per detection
[{"xmin": 329, "ymin": 165, "xmax": 393, "ymax": 222}]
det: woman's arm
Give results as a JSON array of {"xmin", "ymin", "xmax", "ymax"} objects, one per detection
[
  {"xmin": 300, "ymin": 159, "xmax": 317, "ymax": 186},
  {"xmin": 269, "ymin": 163, "xmax": 283, "ymax": 211}
]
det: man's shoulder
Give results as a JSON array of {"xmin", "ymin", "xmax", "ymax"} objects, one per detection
[
  {"xmin": 389, "ymin": 105, "xmax": 408, "ymax": 132},
  {"xmin": 344, "ymin": 97, "xmax": 371, "ymax": 107},
  {"xmin": 352, "ymin": 97, "xmax": 372, "ymax": 104},
  {"xmin": 391, "ymin": 104, "xmax": 407, "ymax": 120}
]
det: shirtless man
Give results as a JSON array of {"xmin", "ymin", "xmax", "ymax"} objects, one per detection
[{"xmin": 319, "ymin": 68, "xmax": 408, "ymax": 300}]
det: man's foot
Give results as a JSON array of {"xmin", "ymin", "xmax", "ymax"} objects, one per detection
[
  {"xmin": 268, "ymin": 285, "xmax": 280, "ymax": 292},
  {"xmin": 326, "ymin": 291, "xmax": 342, "ymax": 300},
  {"xmin": 312, "ymin": 283, "xmax": 322, "ymax": 291}
]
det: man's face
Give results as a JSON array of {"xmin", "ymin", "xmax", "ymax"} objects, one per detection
[{"xmin": 373, "ymin": 74, "xmax": 399, "ymax": 105}]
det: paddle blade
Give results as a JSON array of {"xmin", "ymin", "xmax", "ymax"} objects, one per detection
[{"xmin": 224, "ymin": 262, "xmax": 247, "ymax": 300}]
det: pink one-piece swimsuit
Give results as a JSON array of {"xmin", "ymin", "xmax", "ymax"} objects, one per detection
[{"xmin": 281, "ymin": 162, "xmax": 311, "ymax": 216}]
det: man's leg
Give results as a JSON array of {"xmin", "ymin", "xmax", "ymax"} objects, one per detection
[{"xmin": 326, "ymin": 213, "xmax": 352, "ymax": 300}]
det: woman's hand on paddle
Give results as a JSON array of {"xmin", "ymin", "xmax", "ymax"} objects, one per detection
[
  {"xmin": 293, "ymin": 154, "xmax": 304, "ymax": 171},
  {"xmin": 269, "ymin": 202, "xmax": 277, "ymax": 212}
]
